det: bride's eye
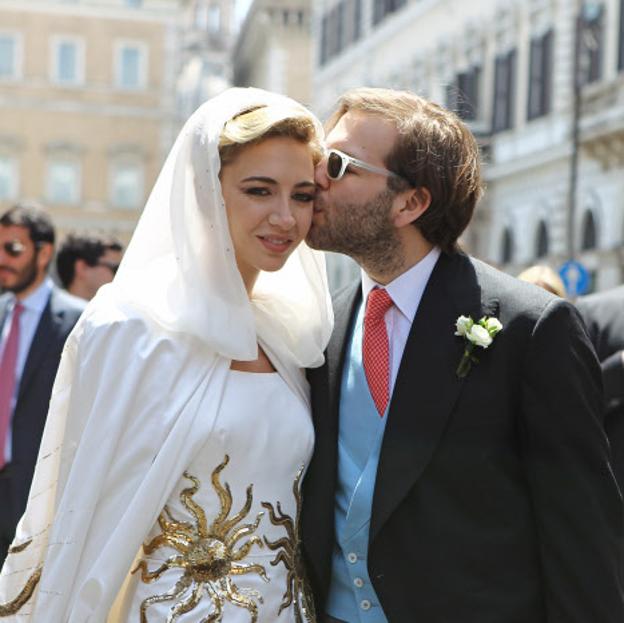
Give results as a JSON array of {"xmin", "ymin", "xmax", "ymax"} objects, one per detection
[
  {"xmin": 244, "ymin": 187, "xmax": 271, "ymax": 196},
  {"xmin": 292, "ymin": 192, "xmax": 315, "ymax": 203}
]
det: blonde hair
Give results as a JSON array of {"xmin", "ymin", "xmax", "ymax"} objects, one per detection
[
  {"xmin": 219, "ymin": 104, "xmax": 323, "ymax": 167},
  {"xmin": 517, "ymin": 265, "xmax": 566, "ymax": 298}
]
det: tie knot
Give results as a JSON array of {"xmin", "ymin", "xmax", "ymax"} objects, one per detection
[{"xmin": 366, "ymin": 288, "xmax": 393, "ymax": 322}]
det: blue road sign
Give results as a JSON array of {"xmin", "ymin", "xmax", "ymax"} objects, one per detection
[{"xmin": 559, "ymin": 260, "xmax": 590, "ymax": 297}]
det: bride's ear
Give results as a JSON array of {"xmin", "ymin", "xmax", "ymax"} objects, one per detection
[{"xmin": 392, "ymin": 186, "xmax": 431, "ymax": 228}]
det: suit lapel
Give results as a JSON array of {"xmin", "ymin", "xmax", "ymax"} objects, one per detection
[
  {"xmin": 327, "ymin": 283, "xmax": 362, "ymax": 429},
  {"xmin": 17, "ymin": 289, "xmax": 56, "ymax": 401},
  {"xmin": 0, "ymin": 297, "xmax": 8, "ymax": 332},
  {"xmin": 370, "ymin": 252, "xmax": 498, "ymax": 541}
]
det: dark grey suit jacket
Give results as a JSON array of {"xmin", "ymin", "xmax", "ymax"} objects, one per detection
[
  {"xmin": 0, "ymin": 286, "xmax": 84, "ymax": 526},
  {"xmin": 303, "ymin": 252, "xmax": 624, "ymax": 623},
  {"xmin": 577, "ymin": 285, "xmax": 624, "ymax": 487}
]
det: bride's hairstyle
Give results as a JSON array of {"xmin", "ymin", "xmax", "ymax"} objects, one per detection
[{"xmin": 219, "ymin": 104, "xmax": 324, "ymax": 167}]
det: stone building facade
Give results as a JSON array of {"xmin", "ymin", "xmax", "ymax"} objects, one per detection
[
  {"xmin": 314, "ymin": 0, "xmax": 624, "ymax": 293},
  {"xmin": 233, "ymin": 0, "xmax": 314, "ymax": 106},
  {"xmin": 0, "ymin": 0, "xmax": 180, "ymax": 243}
]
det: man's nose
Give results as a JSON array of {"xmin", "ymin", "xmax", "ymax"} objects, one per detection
[{"xmin": 314, "ymin": 158, "xmax": 330, "ymax": 190}]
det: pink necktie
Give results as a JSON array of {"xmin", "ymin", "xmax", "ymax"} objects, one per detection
[
  {"xmin": 0, "ymin": 302, "xmax": 23, "ymax": 470},
  {"xmin": 363, "ymin": 288, "xmax": 393, "ymax": 416}
]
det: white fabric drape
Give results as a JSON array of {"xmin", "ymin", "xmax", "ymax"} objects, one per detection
[{"xmin": 0, "ymin": 87, "xmax": 333, "ymax": 622}]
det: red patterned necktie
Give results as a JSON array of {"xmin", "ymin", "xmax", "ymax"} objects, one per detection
[
  {"xmin": 0, "ymin": 302, "xmax": 23, "ymax": 470},
  {"xmin": 363, "ymin": 288, "xmax": 393, "ymax": 417}
]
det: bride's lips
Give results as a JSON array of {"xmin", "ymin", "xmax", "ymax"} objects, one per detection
[{"xmin": 258, "ymin": 235, "xmax": 293, "ymax": 253}]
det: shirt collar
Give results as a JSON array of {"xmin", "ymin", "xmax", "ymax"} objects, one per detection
[
  {"xmin": 361, "ymin": 247, "xmax": 441, "ymax": 322},
  {"xmin": 14, "ymin": 277, "xmax": 53, "ymax": 315}
]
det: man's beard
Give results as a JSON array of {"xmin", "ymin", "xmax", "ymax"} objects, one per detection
[
  {"xmin": 0, "ymin": 255, "xmax": 39, "ymax": 295},
  {"xmin": 307, "ymin": 188, "xmax": 404, "ymax": 276}
]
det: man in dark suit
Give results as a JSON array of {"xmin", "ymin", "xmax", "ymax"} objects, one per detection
[
  {"xmin": 0, "ymin": 203, "xmax": 84, "ymax": 566},
  {"xmin": 303, "ymin": 88, "xmax": 623, "ymax": 622},
  {"xmin": 577, "ymin": 286, "xmax": 624, "ymax": 488}
]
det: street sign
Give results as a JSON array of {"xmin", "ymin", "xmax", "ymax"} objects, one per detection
[{"xmin": 559, "ymin": 260, "xmax": 590, "ymax": 297}]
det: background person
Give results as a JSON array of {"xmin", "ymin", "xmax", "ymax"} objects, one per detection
[
  {"xmin": 0, "ymin": 203, "xmax": 84, "ymax": 567},
  {"xmin": 577, "ymin": 285, "xmax": 624, "ymax": 489},
  {"xmin": 517, "ymin": 263, "xmax": 566, "ymax": 297},
  {"xmin": 303, "ymin": 87, "xmax": 623, "ymax": 623},
  {"xmin": 55, "ymin": 233, "xmax": 123, "ymax": 301},
  {"xmin": 0, "ymin": 88, "xmax": 332, "ymax": 622}
]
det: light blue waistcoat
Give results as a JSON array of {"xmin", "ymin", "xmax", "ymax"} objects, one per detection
[{"xmin": 326, "ymin": 300, "xmax": 389, "ymax": 623}]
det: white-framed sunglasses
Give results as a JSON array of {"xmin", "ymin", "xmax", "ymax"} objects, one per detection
[{"xmin": 325, "ymin": 148, "xmax": 406, "ymax": 182}]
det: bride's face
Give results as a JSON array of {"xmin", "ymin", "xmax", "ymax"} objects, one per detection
[{"xmin": 220, "ymin": 135, "xmax": 316, "ymax": 290}]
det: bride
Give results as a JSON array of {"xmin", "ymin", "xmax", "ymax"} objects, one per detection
[{"xmin": 0, "ymin": 87, "xmax": 333, "ymax": 622}]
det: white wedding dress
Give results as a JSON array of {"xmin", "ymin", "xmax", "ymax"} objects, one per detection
[{"xmin": 121, "ymin": 369, "xmax": 316, "ymax": 623}]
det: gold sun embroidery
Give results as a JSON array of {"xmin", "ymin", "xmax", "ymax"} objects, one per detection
[
  {"xmin": 261, "ymin": 466, "xmax": 316, "ymax": 623},
  {"xmin": 133, "ymin": 455, "xmax": 268, "ymax": 622},
  {"xmin": 0, "ymin": 538, "xmax": 42, "ymax": 618}
]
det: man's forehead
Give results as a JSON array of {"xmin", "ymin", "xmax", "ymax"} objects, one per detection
[
  {"xmin": 326, "ymin": 110, "xmax": 397, "ymax": 162},
  {"xmin": 0, "ymin": 224, "xmax": 30, "ymax": 241}
]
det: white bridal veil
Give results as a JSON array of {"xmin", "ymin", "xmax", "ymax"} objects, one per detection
[
  {"xmin": 0, "ymin": 87, "xmax": 333, "ymax": 621},
  {"xmin": 114, "ymin": 86, "xmax": 332, "ymax": 366}
]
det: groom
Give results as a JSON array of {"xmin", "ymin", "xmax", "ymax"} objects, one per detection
[{"xmin": 303, "ymin": 88, "xmax": 624, "ymax": 622}]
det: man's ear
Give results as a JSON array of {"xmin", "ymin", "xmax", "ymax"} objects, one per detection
[
  {"xmin": 392, "ymin": 186, "xmax": 431, "ymax": 228},
  {"xmin": 74, "ymin": 258, "xmax": 88, "ymax": 277},
  {"xmin": 36, "ymin": 242, "xmax": 53, "ymax": 272}
]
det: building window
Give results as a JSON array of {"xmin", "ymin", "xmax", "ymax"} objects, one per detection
[
  {"xmin": 448, "ymin": 65, "xmax": 481, "ymax": 121},
  {"xmin": 501, "ymin": 228, "xmax": 514, "ymax": 264},
  {"xmin": 527, "ymin": 30, "xmax": 553, "ymax": 120},
  {"xmin": 373, "ymin": 0, "xmax": 407, "ymax": 26},
  {"xmin": 0, "ymin": 33, "xmax": 19, "ymax": 80},
  {"xmin": 581, "ymin": 210, "xmax": 598, "ymax": 250},
  {"xmin": 492, "ymin": 49, "xmax": 516, "ymax": 132},
  {"xmin": 535, "ymin": 220, "xmax": 549, "ymax": 258},
  {"xmin": 0, "ymin": 156, "xmax": 18, "ymax": 201},
  {"xmin": 46, "ymin": 160, "xmax": 80, "ymax": 205},
  {"xmin": 111, "ymin": 163, "xmax": 143, "ymax": 209},
  {"xmin": 51, "ymin": 37, "xmax": 84, "ymax": 86},
  {"xmin": 578, "ymin": 4, "xmax": 604, "ymax": 85},
  {"xmin": 319, "ymin": 0, "xmax": 362, "ymax": 66},
  {"xmin": 208, "ymin": 4, "xmax": 221, "ymax": 34},
  {"xmin": 115, "ymin": 42, "xmax": 147, "ymax": 90}
]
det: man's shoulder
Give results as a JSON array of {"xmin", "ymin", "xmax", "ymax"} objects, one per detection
[
  {"xmin": 577, "ymin": 284, "xmax": 624, "ymax": 314},
  {"xmin": 46, "ymin": 286, "xmax": 86, "ymax": 335},
  {"xmin": 50, "ymin": 285, "xmax": 87, "ymax": 315},
  {"xmin": 468, "ymin": 255, "xmax": 557, "ymax": 315}
]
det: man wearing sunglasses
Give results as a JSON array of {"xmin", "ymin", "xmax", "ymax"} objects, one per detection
[
  {"xmin": 303, "ymin": 88, "xmax": 623, "ymax": 623},
  {"xmin": 0, "ymin": 203, "xmax": 84, "ymax": 567},
  {"xmin": 56, "ymin": 233, "xmax": 123, "ymax": 301}
]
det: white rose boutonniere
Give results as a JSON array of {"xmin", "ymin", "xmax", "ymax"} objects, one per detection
[{"xmin": 455, "ymin": 315, "xmax": 503, "ymax": 378}]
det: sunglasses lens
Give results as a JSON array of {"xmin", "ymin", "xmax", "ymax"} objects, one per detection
[
  {"xmin": 327, "ymin": 152, "xmax": 344, "ymax": 180},
  {"xmin": 4, "ymin": 241, "xmax": 25, "ymax": 257}
]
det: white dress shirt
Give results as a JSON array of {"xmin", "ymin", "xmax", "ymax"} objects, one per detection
[
  {"xmin": 361, "ymin": 246, "xmax": 441, "ymax": 394},
  {"xmin": 0, "ymin": 277, "xmax": 53, "ymax": 462}
]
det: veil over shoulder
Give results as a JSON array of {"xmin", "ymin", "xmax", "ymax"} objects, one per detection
[{"xmin": 0, "ymin": 87, "xmax": 333, "ymax": 622}]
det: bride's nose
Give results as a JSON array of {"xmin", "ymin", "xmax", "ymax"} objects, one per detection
[{"xmin": 268, "ymin": 198, "xmax": 296, "ymax": 229}]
